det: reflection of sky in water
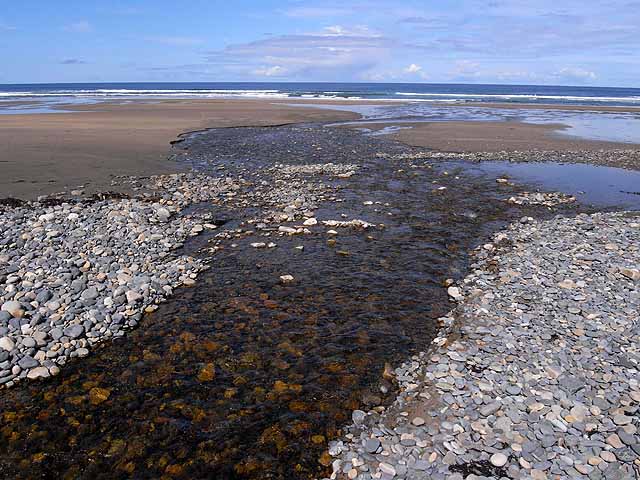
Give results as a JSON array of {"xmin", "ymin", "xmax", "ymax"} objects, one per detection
[
  {"xmin": 314, "ymin": 103, "xmax": 640, "ymax": 144},
  {"xmin": 447, "ymin": 161, "xmax": 640, "ymax": 209},
  {"xmin": 0, "ymin": 97, "xmax": 102, "ymax": 114}
]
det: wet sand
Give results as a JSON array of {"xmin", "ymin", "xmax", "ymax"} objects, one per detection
[
  {"xmin": 356, "ymin": 121, "xmax": 640, "ymax": 153},
  {"xmin": 0, "ymin": 100, "xmax": 359, "ymax": 200}
]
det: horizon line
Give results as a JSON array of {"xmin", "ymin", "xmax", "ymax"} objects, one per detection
[{"xmin": 0, "ymin": 80, "xmax": 637, "ymax": 90}]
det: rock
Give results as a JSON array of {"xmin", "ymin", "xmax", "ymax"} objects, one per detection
[
  {"xmin": 35, "ymin": 290, "xmax": 53, "ymax": 304},
  {"xmin": 303, "ymin": 218, "xmax": 318, "ymax": 226},
  {"xmin": 81, "ymin": 287, "xmax": 99, "ymax": 300},
  {"xmin": 26, "ymin": 367, "xmax": 50, "ymax": 379},
  {"xmin": 0, "ymin": 337, "xmax": 15, "ymax": 351},
  {"xmin": 365, "ymin": 438, "xmax": 381, "ymax": 453},
  {"xmin": 156, "ymin": 207, "xmax": 171, "ymax": 222},
  {"xmin": 607, "ymin": 434, "xmax": 624, "ymax": 449},
  {"xmin": 379, "ymin": 462, "xmax": 396, "ymax": 477},
  {"xmin": 279, "ymin": 275, "xmax": 294, "ymax": 284},
  {"xmin": 620, "ymin": 268, "xmax": 640, "ymax": 280},
  {"xmin": 352, "ymin": 410, "xmax": 366, "ymax": 425},
  {"xmin": 126, "ymin": 290, "xmax": 143, "ymax": 304},
  {"xmin": 18, "ymin": 355, "xmax": 39, "ymax": 369},
  {"xmin": 490, "ymin": 452, "xmax": 508, "ymax": 467},
  {"xmin": 613, "ymin": 415, "xmax": 632, "ymax": 426},
  {"xmin": 89, "ymin": 387, "xmax": 111, "ymax": 405},
  {"xmin": 480, "ymin": 401, "xmax": 501, "ymax": 417},
  {"xmin": 76, "ymin": 348, "xmax": 90, "ymax": 357},
  {"xmin": 447, "ymin": 286, "xmax": 462, "ymax": 300},
  {"xmin": 63, "ymin": 325, "xmax": 85, "ymax": 339},
  {"xmin": 1, "ymin": 301, "xmax": 23, "ymax": 318}
]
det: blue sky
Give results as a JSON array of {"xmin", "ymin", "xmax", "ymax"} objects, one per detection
[{"xmin": 1, "ymin": 0, "xmax": 638, "ymax": 86}]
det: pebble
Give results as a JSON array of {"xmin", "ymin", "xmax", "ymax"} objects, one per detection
[
  {"xmin": 364, "ymin": 438, "xmax": 381, "ymax": 453},
  {"xmin": 490, "ymin": 452, "xmax": 508, "ymax": 467},
  {"xmin": 378, "ymin": 463, "xmax": 396, "ymax": 476}
]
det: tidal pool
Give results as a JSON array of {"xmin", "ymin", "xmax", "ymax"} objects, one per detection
[{"xmin": 452, "ymin": 161, "xmax": 640, "ymax": 209}]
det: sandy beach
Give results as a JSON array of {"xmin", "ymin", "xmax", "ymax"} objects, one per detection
[
  {"xmin": 4, "ymin": 99, "xmax": 640, "ymax": 199},
  {"xmin": 0, "ymin": 99, "xmax": 358, "ymax": 199}
]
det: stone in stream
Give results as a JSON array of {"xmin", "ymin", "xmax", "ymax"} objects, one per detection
[{"xmin": 26, "ymin": 367, "xmax": 50, "ymax": 379}]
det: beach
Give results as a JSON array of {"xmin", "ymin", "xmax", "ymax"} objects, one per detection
[
  {"xmin": 3, "ymin": 98, "xmax": 640, "ymax": 200},
  {"xmin": 0, "ymin": 99, "xmax": 359, "ymax": 199},
  {"xmin": 1, "ymin": 95, "xmax": 640, "ymax": 479}
]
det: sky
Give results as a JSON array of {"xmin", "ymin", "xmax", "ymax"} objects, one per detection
[{"xmin": 1, "ymin": 0, "xmax": 638, "ymax": 87}]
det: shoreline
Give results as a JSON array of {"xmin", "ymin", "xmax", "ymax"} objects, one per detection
[
  {"xmin": 346, "ymin": 121, "xmax": 640, "ymax": 153},
  {"xmin": 3, "ymin": 98, "xmax": 640, "ymax": 200},
  {"xmin": 0, "ymin": 99, "xmax": 360, "ymax": 200}
]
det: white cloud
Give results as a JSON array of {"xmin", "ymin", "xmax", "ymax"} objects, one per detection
[
  {"xmin": 65, "ymin": 20, "xmax": 92, "ymax": 33},
  {"xmin": 60, "ymin": 58, "xmax": 88, "ymax": 65},
  {"xmin": 402, "ymin": 63, "xmax": 429, "ymax": 80},
  {"xmin": 253, "ymin": 65, "xmax": 286, "ymax": 77},
  {"xmin": 322, "ymin": 25, "xmax": 380, "ymax": 37},
  {"xmin": 554, "ymin": 66, "xmax": 597, "ymax": 81},
  {"xmin": 204, "ymin": 24, "xmax": 394, "ymax": 80}
]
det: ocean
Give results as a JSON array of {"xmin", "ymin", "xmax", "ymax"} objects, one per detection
[{"xmin": 1, "ymin": 82, "xmax": 640, "ymax": 106}]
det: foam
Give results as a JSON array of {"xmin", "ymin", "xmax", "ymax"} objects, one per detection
[{"xmin": 394, "ymin": 92, "xmax": 640, "ymax": 102}]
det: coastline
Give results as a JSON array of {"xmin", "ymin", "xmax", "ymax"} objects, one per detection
[
  {"xmin": 3, "ymin": 98, "xmax": 640, "ymax": 200},
  {"xmin": 0, "ymin": 100, "xmax": 635, "ymax": 479}
]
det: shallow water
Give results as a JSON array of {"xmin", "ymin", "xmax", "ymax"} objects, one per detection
[
  {"xmin": 451, "ymin": 161, "xmax": 640, "ymax": 209},
  {"xmin": 309, "ymin": 103, "xmax": 640, "ymax": 144},
  {"xmin": 0, "ymin": 125, "xmax": 587, "ymax": 479}
]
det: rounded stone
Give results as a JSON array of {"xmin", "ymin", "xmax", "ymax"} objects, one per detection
[
  {"xmin": 1, "ymin": 301, "xmax": 23, "ymax": 318},
  {"xmin": 490, "ymin": 452, "xmax": 508, "ymax": 467},
  {"xmin": 0, "ymin": 336, "xmax": 15, "ymax": 352}
]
